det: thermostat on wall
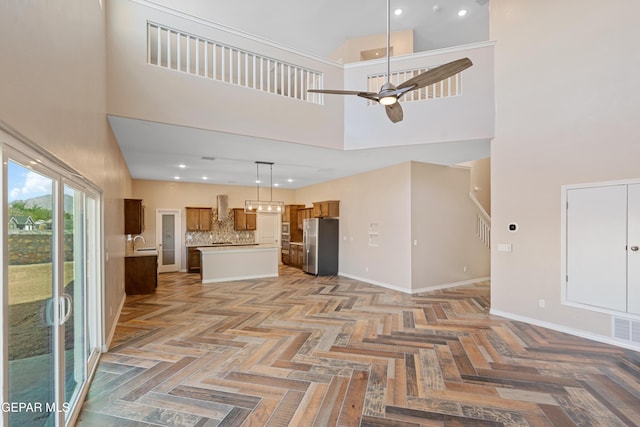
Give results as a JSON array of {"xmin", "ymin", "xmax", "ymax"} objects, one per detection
[{"xmin": 508, "ymin": 223, "xmax": 518, "ymax": 232}]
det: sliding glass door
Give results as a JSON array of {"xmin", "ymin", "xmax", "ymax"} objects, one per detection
[
  {"xmin": 6, "ymin": 159, "xmax": 57, "ymax": 426},
  {"xmin": 2, "ymin": 139, "xmax": 102, "ymax": 426}
]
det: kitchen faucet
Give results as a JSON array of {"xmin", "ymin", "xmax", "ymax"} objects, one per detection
[{"xmin": 132, "ymin": 235, "xmax": 146, "ymax": 250}]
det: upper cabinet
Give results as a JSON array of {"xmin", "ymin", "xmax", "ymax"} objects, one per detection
[
  {"xmin": 124, "ymin": 198, "xmax": 144, "ymax": 235},
  {"xmin": 313, "ymin": 201, "xmax": 340, "ymax": 218},
  {"xmin": 186, "ymin": 207, "xmax": 212, "ymax": 231},
  {"xmin": 233, "ymin": 208, "xmax": 256, "ymax": 231},
  {"xmin": 297, "ymin": 208, "xmax": 313, "ymax": 231}
]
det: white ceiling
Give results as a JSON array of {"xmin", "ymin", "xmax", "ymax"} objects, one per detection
[{"xmin": 112, "ymin": 0, "xmax": 491, "ymax": 189}]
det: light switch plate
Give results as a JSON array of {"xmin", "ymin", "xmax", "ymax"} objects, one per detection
[{"xmin": 498, "ymin": 243, "xmax": 512, "ymax": 252}]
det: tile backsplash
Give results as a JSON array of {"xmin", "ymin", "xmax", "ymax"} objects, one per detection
[{"xmin": 185, "ymin": 209, "xmax": 255, "ymax": 246}]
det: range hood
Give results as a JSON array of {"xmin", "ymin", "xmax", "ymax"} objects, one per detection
[{"xmin": 217, "ymin": 195, "xmax": 228, "ymax": 221}]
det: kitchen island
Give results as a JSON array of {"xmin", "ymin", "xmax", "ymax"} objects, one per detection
[{"xmin": 198, "ymin": 244, "xmax": 279, "ymax": 283}]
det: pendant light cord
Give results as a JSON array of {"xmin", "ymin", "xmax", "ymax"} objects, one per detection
[{"xmin": 386, "ymin": 0, "xmax": 390, "ymax": 80}]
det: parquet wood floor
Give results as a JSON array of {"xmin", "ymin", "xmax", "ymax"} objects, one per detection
[{"xmin": 78, "ymin": 266, "xmax": 640, "ymax": 426}]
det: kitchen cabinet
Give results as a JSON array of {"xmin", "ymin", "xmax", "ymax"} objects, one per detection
[
  {"xmin": 297, "ymin": 208, "xmax": 313, "ymax": 230},
  {"xmin": 283, "ymin": 204, "xmax": 305, "ymax": 241},
  {"xmin": 233, "ymin": 208, "xmax": 256, "ymax": 231},
  {"xmin": 124, "ymin": 198, "xmax": 144, "ymax": 235},
  {"xmin": 186, "ymin": 207, "xmax": 212, "ymax": 231},
  {"xmin": 187, "ymin": 247, "xmax": 201, "ymax": 273},
  {"xmin": 283, "ymin": 204, "xmax": 305, "ymax": 222},
  {"xmin": 289, "ymin": 243, "xmax": 303, "ymax": 267},
  {"xmin": 313, "ymin": 200, "xmax": 340, "ymax": 218},
  {"xmin": 125, "ymin": 254, "xmax": 157, "ymax": 294}
]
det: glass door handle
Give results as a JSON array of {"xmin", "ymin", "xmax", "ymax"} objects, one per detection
[
  {"xmin": 60, "ymin": 293, "xmax": 73, "ymax": 324},
  {"xmin": 631, "ymin": 246, "xmax": 639, "ymax": 251}
]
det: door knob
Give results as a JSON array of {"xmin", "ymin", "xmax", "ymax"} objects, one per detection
[{"xmin": 631, "ymin": 246, "xmax": 639, "ymax": 251}]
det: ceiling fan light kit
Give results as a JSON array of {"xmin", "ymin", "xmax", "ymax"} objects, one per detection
[{"xmin": 308, "ymin": 0, "xmax": 473, "ymax": 123}]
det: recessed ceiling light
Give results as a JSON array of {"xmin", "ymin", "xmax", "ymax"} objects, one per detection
[
  {"xmin": 202, "ymin": 176, "xmax": 208, "ymax": 180},
  {"xmin": 394, "ymin": 8, "xmax": 403, "ymax": 16},
  {"xmin": 458, "ymin": 9, "xmax": 468, "ymax": 17},
  {"xmin": 178, "ymin": 163, "xmax": 186, "ymax": 168},
  {"xmin": 274, "ymin": 183, "xmax": 280, "ymax": 187},
  {"xmin": 287, "ymin": 178, "xmax": 293, "ymax": 183},
  {"xmin": 174, "ymin": 176, "xmax": 181, "ymax": 180}
]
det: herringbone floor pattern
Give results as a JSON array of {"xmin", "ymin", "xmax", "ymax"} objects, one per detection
[{"xmin": 78, "ymin": 266, "xmax": 640, "ymax": 426}]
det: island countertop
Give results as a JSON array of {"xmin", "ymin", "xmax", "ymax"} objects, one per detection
[{"xmin": 198, "ymin": 244, "xmax": 279, "ymax": 283}]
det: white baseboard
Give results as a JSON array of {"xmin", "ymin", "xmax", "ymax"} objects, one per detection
[
  {"xmin": 412, "ymin": 277, "xmax": 491, "ymax": 294},
  {"xmin": 103, "ymin": 292, "xmax": 126, "ymax": 352},
  {"xmin": 338, "ymin": 272, "xmax": 490, "ymax": 295},
  {"xmin": 490, "ymin": 309, "xmax": 640, "ymax": 352}
]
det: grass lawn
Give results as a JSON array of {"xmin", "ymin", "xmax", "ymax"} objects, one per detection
[
  {"xmin": 9, "ymin": 262, "xmax": 75, "ymax": 305},
  {"xmin": 8, "ymin": 262, "xmax": 77, "ymax": 360}
]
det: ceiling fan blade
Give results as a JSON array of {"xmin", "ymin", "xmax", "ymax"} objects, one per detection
[
  {"xmin": 307, "ymin": 89, "xmax": 377, "ymax": 97},
  {"xmin": 397, "ymin": 57, "xmax": 473, "ymax": 91},
  {"xmin": 385, "ymin": 102, "xmax": 403, "ymax": 123}
]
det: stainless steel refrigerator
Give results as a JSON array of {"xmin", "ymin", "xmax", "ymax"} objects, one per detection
[{"xmin": 303, "ymin": 218, "xmax": 339, "ymax": 275}]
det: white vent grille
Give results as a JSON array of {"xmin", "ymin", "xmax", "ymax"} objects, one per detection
[{"xmin": 613, "ymin": 316, "xmax": 640, "ymax": 343}]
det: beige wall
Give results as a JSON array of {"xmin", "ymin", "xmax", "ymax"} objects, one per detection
[
  {"xmin": 491, "ymin": 0, "xmax": 640, "ymax": 340},
  {"xmin": 0, "ymin": 0, "xmax": 132, "ymax": 342},
  {"xmin": 410, "ymin": 162, "xmax": 490, "ymax": 291},
  {"xmin": 461, "ymin": 157, "xmax": 490, "ymax": 214},
  {"xmin": 330, "ymin": 30, "xmax": 414, "ymax": 64},
  {"xmin": 295, "ymin": 161, "xmax": 489, "ymax": 292},
  {"xmin": 296, "ymin": 163, "xmax": 413, "ymax": 290}
]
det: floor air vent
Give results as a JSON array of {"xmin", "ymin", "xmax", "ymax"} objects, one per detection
[{"xmin": 613, "ymin": 316, "xmax": 640, "ymax": 343}]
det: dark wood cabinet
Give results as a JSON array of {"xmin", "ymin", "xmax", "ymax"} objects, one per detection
[
  {"xmin": 186, "ymin": 207, "xmax": 212, "ymax": 231},
  {"xmin": 289, "ymin": 243, "xmax": 303, "ymax": 267},
  {"xmin": 187, "ymin": 247, "xmax": 201, "ymax": 273},
  {"xmin": 124, "ymin": 198, "xmax": 144, "ymax": 235},
  {"xmin": 297, "ymin": 208, "xmax": 313, "ymax": 230},
  {"xmin": 283, "ymin": 205, "xmax": 305, "ymax": 241},
  {"xmin": 233, "ymin": 208, "xmax": 256, "ymax": 231},
  {"xmin": 313, "ymin": 200, "xmax": 340, "ymax": 218},
  {"xmin": 125, "ymin": 255, "xmax": 157, "ymax": 294}
]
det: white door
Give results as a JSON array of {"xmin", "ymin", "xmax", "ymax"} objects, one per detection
[
  {"xmin": 256, "ymin": 213, "xmax": 280, "ymax": 245},
  {"xmin": 627, "ymin": 184, "xmax": 640, "ymax": 315},
  {"xmin": 566, "ymin": 185, "xmax": 628, "ymax": 311},
  {"xmin": 156, "ymin": 209, "xmax": 180, "ymax": 273}
]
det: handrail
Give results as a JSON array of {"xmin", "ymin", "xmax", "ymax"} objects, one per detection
[
  {"xmin": 469, "ymin": 192, "xmax": 490, "ymax": 223},
  {"xmin": 147, "ymin": 22, "xmax": 324, "ymax": 104},
  {"xmin": 368, "ymin": 65, "xmax": 463, "ymax": 104},
  {"xmin": 469, "ymin": 192, "xmax": 490, "ymax": 248}
]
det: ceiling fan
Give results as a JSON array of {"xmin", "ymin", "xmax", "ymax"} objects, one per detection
[{"xmin": 308, "ymin": 0, "xmax": 473, "ymax": 123}]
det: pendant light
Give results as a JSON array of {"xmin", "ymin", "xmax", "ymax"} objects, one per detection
[{"xmin": 244, "ymin": 161, "xmax": 284, "ymax": 214}]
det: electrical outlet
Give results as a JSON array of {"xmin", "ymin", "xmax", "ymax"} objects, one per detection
[
  {"xmin": 365, "ymin": 266, "xmax": 369, "ymax": 272},
  {"xmin": 539, "ymin": 299, "xmax": 545, "ymax": 309},
  {"xmin": 463, "ymin": 265, "xmax": 467, "ymax": 273}
]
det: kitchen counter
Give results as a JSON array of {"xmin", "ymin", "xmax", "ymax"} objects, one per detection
[
  {"xmin": 186, "ymin": 242, "xmax": 258, "ymax": 247},
  {"xmin": 126, "ymin": 248, "xmax": 159, "ymax": 257},
  {"xmin": 198, "ymin": 244, "xmax": 279, "ymax": 283}
]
